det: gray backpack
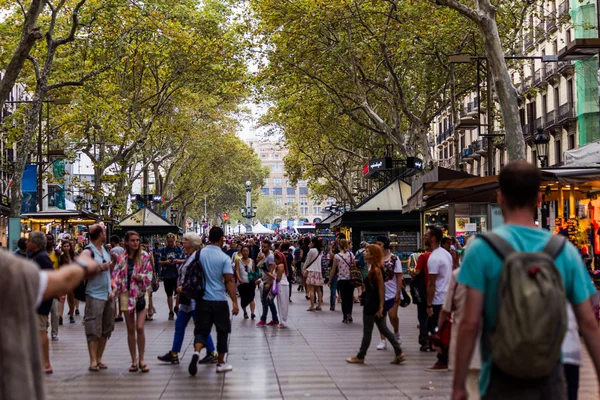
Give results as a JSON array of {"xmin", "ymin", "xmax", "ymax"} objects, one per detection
[{"xmin": 479, "ymin": 233, "xmax": 568, "ymax": 379}]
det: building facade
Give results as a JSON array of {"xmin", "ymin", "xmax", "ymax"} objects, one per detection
[
  {"xmin": 432, "ymin": 0, "xmax": 598, "ymax": 174},
  {"xmin": 248, "ymin": 139, "xmax": 332, "ymax": 228}
]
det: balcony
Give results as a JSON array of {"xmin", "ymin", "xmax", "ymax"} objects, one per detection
[
  {"xmin": 534, "ymin": 117, "xmax": 543, "ymax": 131},
  {"xmin": 544, "ymin": 110, "xmax": 557, "ymax": 130},
  {"xmin": 520, "ymin": 76, "xmax": 532, "ymax": 94},
  {"xmin": 533, "ymin": 68, "xmax": 543, "ymax": 87},
  {"xmin": 557, "ymin": 102, "xmax": 576, "ymax": 126},
  {"xmin": 543, "ymin": 62, "xmax": 558, "ymax": 83},
  {"xmin": 557, "ymin": 60, "xmax": 574, "ymax": 76},
  {"xmin": 524, "ymin": 36, "xmax": 534, "ymax": 52},
  {"xmin": 558, "ymin": 1, "xmax": 569, "ymax": 19},
  {"xmin": 460, "ymin": 147, "xmax": 474, "ymax": 163},
  {"xmin": 471, "ymin": 139, "xmax": 483, "ymax": 158},
  {"xmin": 558, "ymin": 39, "xmax": 600, "ymax": 62},
  {"xmin": 535, "ymin": 22, "xmax": 545, "ymax": 41},
  {"xmin": 522, "ymin": 123, "xmax": 533, "ymax": 140},
  {"xmin": 546, "ymin": 12, "xmax": 557, "ymax": 32}
]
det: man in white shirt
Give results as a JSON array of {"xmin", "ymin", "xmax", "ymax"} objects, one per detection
[{"xmin": 424, "ymin": 225, "xmax": 453, "ymax": 372}]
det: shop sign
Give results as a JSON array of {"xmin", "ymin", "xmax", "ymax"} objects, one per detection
[
  {"xmin": 363, "ymin": 157, "xmax": 392, "ymax": 178},
  {"xmin": 406, "ymin": 157, "xmax": 423, "ymax": 170}
]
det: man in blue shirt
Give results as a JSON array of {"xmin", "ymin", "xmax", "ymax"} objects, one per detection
[
  {"xmin": 188, "ymin": 227, "xmax": 239, "ymax": 376},
  {"xmin": 452, "ymin": 161, "xmax": 600, "ymax": 400}
]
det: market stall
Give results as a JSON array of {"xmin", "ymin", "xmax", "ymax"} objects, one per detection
[{"xmin": 113, "ymin": 206, "xmax": 180, "ymax": 237}]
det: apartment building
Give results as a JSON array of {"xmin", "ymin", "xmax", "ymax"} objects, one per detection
[
  {"xmin": 247, "ymin": 139, "xmax": 332, "ymax": 228},
  {"xmin": 432, "ymin": 0, "xmax": 598, "ymax": 173}
]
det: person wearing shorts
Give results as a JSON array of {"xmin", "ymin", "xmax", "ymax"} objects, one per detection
[{"xmin": 82, "ymin": 224, "xmax": 115, "ymax": 372}]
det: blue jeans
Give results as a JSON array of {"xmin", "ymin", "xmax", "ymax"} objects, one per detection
[
  {"xmin": 260, "ymin": 290, "xmax": 279, "ymax": 323},
  {"xmin": 329, "ymin": 275, "xmax": 338, "ymax": 308},
  {"xmin": 172, "ymin": 310, "xmax": 215, "ymax": 354}
]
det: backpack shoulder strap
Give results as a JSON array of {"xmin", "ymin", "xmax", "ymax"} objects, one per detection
[
  {"xmin": 478, "ymin": 232, "xmax": 516, "ymax": 261},
  {"xmin": 541, "ymin": 235, "xmax": 567, "ymax": 259}
]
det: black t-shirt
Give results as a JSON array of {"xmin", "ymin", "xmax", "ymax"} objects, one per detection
[
  {"xmin": 285, "ymin": 252, "xmax": 294, "ymax": 278},
  {"xmin": 363, "ymin": 275, "xmax": 381, "ymax": 316},
  {"xmin": 32, "ymin": 250, "xmax": 54, "ymax": 315}
]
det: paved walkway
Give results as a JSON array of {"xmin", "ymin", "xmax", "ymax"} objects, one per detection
[{"xmin": 45, "ymin": 288, "xmax": 598, "ymax": 400}]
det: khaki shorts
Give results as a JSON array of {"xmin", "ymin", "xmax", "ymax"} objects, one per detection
[
  {"xmin": 84, "ymin": 296, "xmax": 115, "ymax": 342},
  {"xmin": 119, "ymin": 292, "xmax": 149, "ymax": 312},
  {"xmin": 37, "ymin": 314, "xmax": 49, "ymax": 332}
]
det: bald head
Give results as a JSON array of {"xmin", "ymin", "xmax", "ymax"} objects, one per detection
[{"xmin": 89, "ymin": 224, "xmax": 105, "ymax": 243}]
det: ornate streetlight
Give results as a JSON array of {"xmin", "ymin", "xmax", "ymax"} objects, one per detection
[
  {"xmin": 533, "ymin": 128, "xmax": 550, "ymax": 168},
  {"xmin": 240, "ymin": 180, "xmax": 256, "ymax": 233}
]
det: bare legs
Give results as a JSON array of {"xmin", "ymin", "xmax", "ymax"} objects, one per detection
[
  {"xmin": 40, "ymin": 331, "xmax": 51, "ymax": 372},
  {"xmin": 124, "ymin": 309, "xmax": 147, "ymax": 367},
  {"xmin": 87, "ymin": 336, "xmax": 107, "ymax": 369},
  {"xmin": 307, "ymin": 285, "xmax": 323, "ymax": 309}
]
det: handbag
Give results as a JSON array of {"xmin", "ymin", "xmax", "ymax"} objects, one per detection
[
  {"xmin": 272, "ymin": 281, "xmax": 280, "ymax": 295},
  {"xmin": 152, "ymin": 277, "xmax": 160, "ymax": 293},
  {"xmin": 136, "ymin": 295, "xmax": 146, "ymax": 312},
  {"xmin": 400, "ymin": 286, "xmax": 411, "ymax": 307},
  {"xmin": 429, "ymin": 281, "xmax": 458, "ymax": 351}
]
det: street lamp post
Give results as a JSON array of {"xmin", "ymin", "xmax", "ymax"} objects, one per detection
[
  {"xmin": 240, "ymin": 180, "xmax": 257, "ymax": 234},
  {"xmin": 533, "ymin": 128, "xmax": 550, "ymax": 168}
]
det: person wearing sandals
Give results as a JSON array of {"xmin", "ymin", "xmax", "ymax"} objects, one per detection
[
  {"xmin": 329, "ymin": 239, "xmax": 355, "ymax": 323},
  {"xmin": 158, "ymin": 233, "xmax": 218, "ymax": 365},
  {"xmin": 274, "ymin": 249, "xmax": 290, "ymax": 328},
  {"xmin": 235, "ymin": 245, "xmax": 256, "ymax": 319},
  {"xmin": 304, "ymin": 237, "xmax": 324, "ymax": 312},
  {"xmin": 346, "ymin": 244, "xmax": 405, "ymax": 365},
  {"xmin": 112, "ymin": 231, "xmax": 153, "ymax": 373}
]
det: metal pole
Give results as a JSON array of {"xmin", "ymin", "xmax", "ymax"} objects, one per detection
[
  {"xmin": 487, "ymin": 60, "xmax": 494, "ymax": 175},
  {"xmin": 450, "ymin": 63, "xmax": 459, "ymax": 170},
  {"xmin": 37, "ymin": 101, "xmax": 43, "ymax": 211}
]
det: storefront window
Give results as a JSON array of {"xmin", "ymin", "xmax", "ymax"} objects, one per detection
[{"xmin": 455, "ymin": 204, "xmax": 488, "ymax": 245}]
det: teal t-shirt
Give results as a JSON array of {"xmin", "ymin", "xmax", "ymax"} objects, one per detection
[{"xmin": 457, "ymin": 224, "xmax": 596, "ymax": 395}]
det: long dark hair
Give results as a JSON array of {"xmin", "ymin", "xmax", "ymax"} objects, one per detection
[
  {"xmin": 311, "ymin": 237, "xmax": 323, "ymax": 253},
  {"xmin": 124, "ymin": 231, "xmax": 142, "ymax": 266},
  {"xmin": 59, "ymin": 240, "xmax": 75, "ymax": 265}
]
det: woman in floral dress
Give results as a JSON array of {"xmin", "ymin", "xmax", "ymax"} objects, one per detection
[{"xmin": 112, "ymin": 231, "xmax": 153, "ymax": 373}]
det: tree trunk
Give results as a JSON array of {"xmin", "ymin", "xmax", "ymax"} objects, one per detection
[
  {"xmin": 10, "ymin": 92, "xmax": 44, "ymax": 217},
  {"xmin": 477, "ymin": 1, "xmax": 526, "ymax": 161},
  {"xmin": 0, "ymin": 0, "xmax": 45, "ymax": 112}
]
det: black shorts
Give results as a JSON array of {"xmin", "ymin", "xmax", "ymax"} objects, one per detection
[{"xmin": 163, "ymin": 278, "xmax": 177, "ymax": 297}]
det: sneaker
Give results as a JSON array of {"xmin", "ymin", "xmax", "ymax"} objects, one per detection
[
  {"xmin": 376, "ymin": 340, "xmax": 387, "ymax": 350},
  {"xmin": 266, "ymin": 320, "xmax": 278, "ymax": 326},
  {"xmin": 216, "ymin": 363, "xmax": 233, "ymax": 373},
  {"xmin": 396, "ymin": 333, "xmax": 402, "ymax": 345},
  {"xmin": 188, "ymin": 353, "xmax": 199, "ymax": 376},
  {"xmin": 157, "ymin": 351, "xmax": 179, "ymax": 364},
  {"xmin": 342, "ymin": 318, "xmax": 349, "ymax": 324},
  {"xmin": 347, "ymin": 315, "xmax": 353, "ymax": 323},
  {"xmin": 59, "ymin": 316, "xmax": 63, "ymax": 326},
  {"xmin": 425, "ymin": 362, "xmax": 449, "ymax": 372},
  {"xmin": 256, "ymin": 320, "xmax": 266, "ymax": 327},
  {"xmin": 419, "ymin": 345, "xmax": 431, "ymax": 352},
  {"xmin": 199, "ymin": 353, "xmax": 218, "ymax": 364},
  {"xmin": 69, "ymin": 316, "xmax": 75, "ymax": 324},
  {"xmin": 51, "ymin": 335, "xmax": 59, "ymax": 341},
  {"xmin": 168, "ymin": 312, "xmax": 175, "ymax": 321}
]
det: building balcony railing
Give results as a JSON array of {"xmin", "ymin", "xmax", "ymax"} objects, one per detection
[
  {"xmin": 524, "ymin": 36, "xmax": 534, "ymax": 52},
  {"xmin": 543, "ymin": 62, "xmax": 557, "ymax": 81},
  {"xmin": 535, "ymin": 22, "xmax": 545, "ymax": 40},
  {"xmin": 533, "ymin": 68, "xmax": 543, "ymax": 86},
  {"xmin": 558, "ymin": 1, "xmax": 569, "ymax": 19},
  {"xmin": 558, "ymin": 102, "xmax": 576, "ymax": 123},
  {"xmin": 520, "ymin": 76, "xmax": 532, "ymax": 93},
  {"xmin": 522, "ymin": 122, "xmax": 533, "ymax": 139},
  {"xmin": 558, "ymin": 60, "xmax": 574, "ymax": 75},
  {"xmin": 534, "ymin": 117, "xmax": 543, "ymax": 130},
  {"xmin": 471, "ymin": 139, "xmax": 482, "ymax": 152},
  {"xmin": 544, "ymin": 110, "xmax": 557, "ymax": 128},
  {"xmin": 546, "ymin": 13, "xmax": 557, "ymax": 32}
]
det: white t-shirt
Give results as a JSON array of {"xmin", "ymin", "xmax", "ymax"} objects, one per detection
[
  {"xmin": 382, "ymin": 255, "xmax": 403, "ymax": 301},
  {"xmin": 427, "ymin": 247, "xmax": 453, "ymax": 305},
  {"xmin": 37, "ymin": 270, "xmax": 48, "ymax": 307}
]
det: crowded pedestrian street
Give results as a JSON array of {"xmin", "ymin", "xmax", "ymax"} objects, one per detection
[{"xmin": 41, "ymin": 288, "xmax": 598, "ymax": 400}]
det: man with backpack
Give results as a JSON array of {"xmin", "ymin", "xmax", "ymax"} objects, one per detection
[
  {"xmin": 187, "ymin": 227, "xmax": 239, "ymax": 376},
  {"xmin": 452, "ymin": 161, "xmax": 600, "ymax": 400}
]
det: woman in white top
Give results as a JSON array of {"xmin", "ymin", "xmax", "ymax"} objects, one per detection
[
  {"xmin": 274, "ymin": 250, "xmax": 290, "ymax": 328},
  {"xmin": 235, "ymin": 245, "xmax": 256, "ymax": 320},
  {"xmin": 303, "ymin": 237, "xmax": 324, "ymax": 311}
]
